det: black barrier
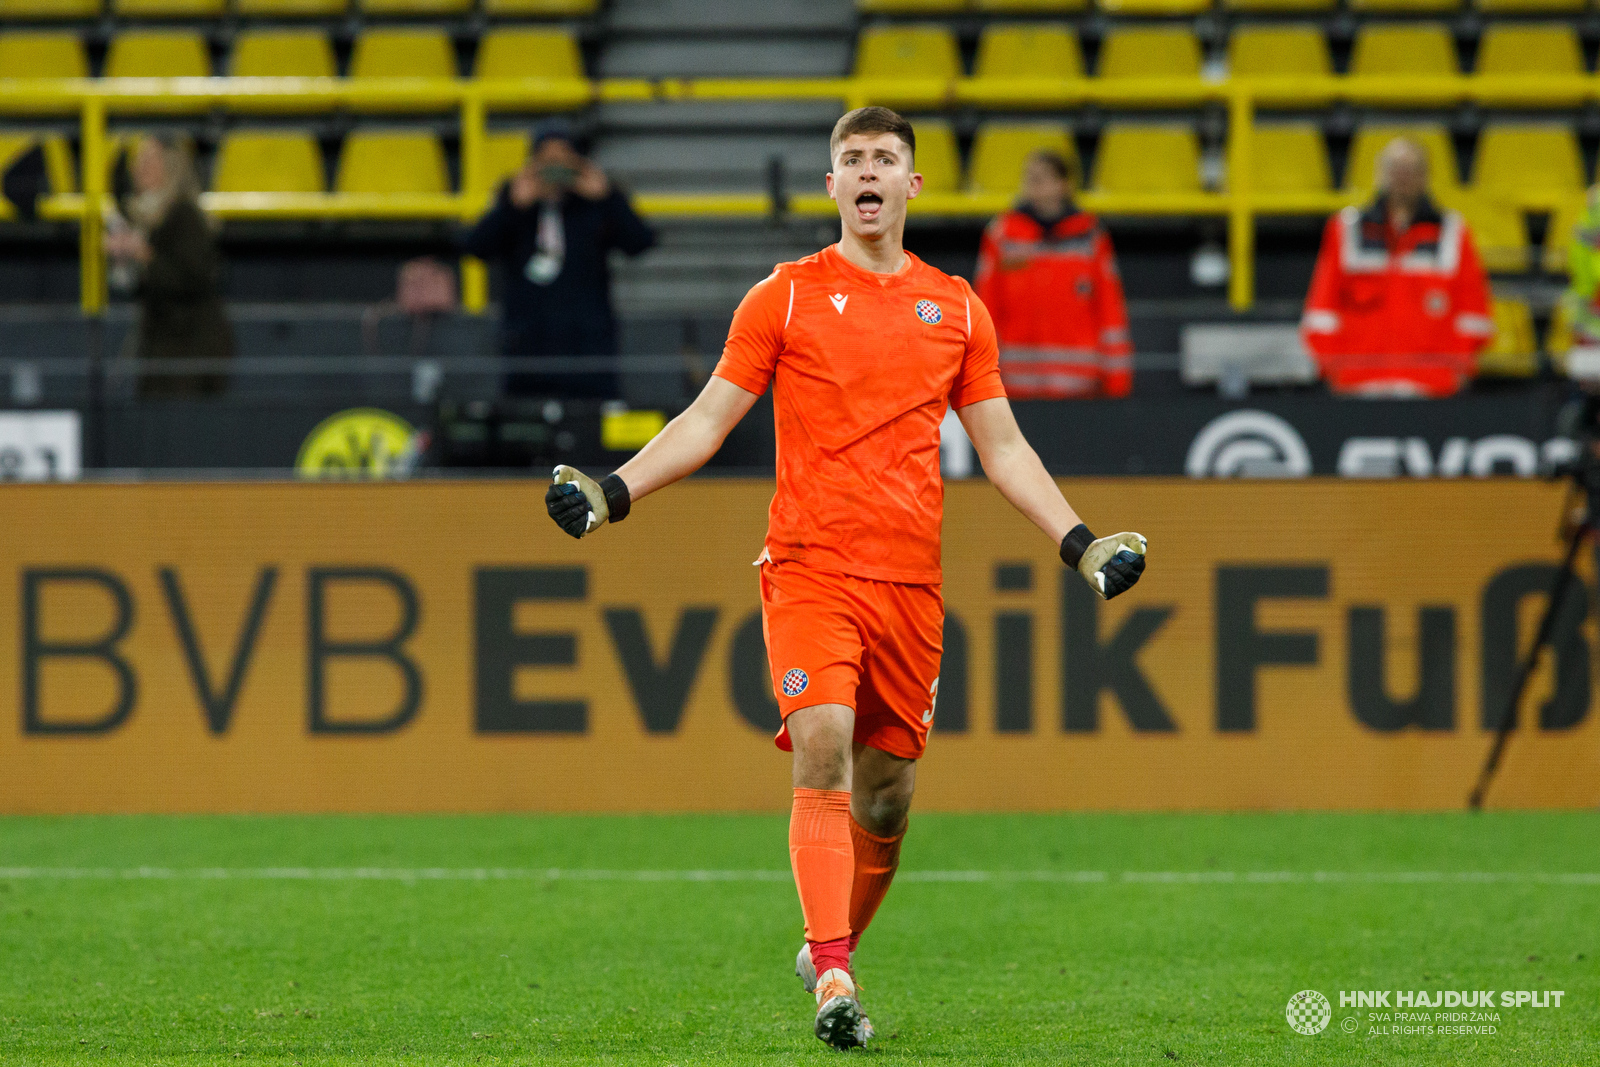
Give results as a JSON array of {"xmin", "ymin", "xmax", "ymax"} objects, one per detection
[{"xmin": 0, "ymin": 354, "xmax": 1573, "ymax": 476}]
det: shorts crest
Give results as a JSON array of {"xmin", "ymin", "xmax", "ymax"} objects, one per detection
[
  {"xmin": 915, "ymin": 299, "xmax": 943, "ymax": 325},
  {"xmin": 781, "ymin": 668, "xmax": 809, "ymax": 697}
]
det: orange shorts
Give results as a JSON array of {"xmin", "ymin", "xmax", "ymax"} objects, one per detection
[{"xmin": 760, "ymin": 559, "xmax": 944, "ymax": 760}]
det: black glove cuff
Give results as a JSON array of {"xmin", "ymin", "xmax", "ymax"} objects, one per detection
[
  {"xmin": 600, "ymin": 473, "xmax": 631, "ymax": 523},
  {"xmin": 1060, "ymin": 523, "xmax": 1096, "ymax": 570}
]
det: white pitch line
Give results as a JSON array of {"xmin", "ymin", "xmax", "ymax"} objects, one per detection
[{"xmin": 0, "ymin": 867, "xmax": 1596, "ymax": 885}]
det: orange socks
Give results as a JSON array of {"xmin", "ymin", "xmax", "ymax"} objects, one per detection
[
  {"xmin": 789, "ymin": 788, "xmax": 854, "ymax": 946},
  {"xmin": 848, "ymin": 816, "xmax": 905, "ymax": 952}
]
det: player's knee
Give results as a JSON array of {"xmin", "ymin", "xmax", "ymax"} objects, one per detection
[
  {"xmin": 793, "ymin": 737, "xmax": 851, "ymax": 791},
  {"xmin": 857, "ymin": 777, "xmax": 913, "ymax": 836}
]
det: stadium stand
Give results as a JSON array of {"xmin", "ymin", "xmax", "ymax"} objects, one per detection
[{"xmin": 0, "ymin": 0, "xmax": 1592, "ymax": 370}]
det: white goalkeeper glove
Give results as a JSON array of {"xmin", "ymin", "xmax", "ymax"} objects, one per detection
[{"xmin": 1060, "ymin": 524, "xmax": 1147, "ymax": 600}]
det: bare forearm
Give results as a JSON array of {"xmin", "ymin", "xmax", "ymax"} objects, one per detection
[
  {"xmin": 983, "ymin": 439, "xmax": 1082, "ymax": 545},
  {"xmin": 613, "ymin": 409, "xmax": 727, "ymax": 501}
]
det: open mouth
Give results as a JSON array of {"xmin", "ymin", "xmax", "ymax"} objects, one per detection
[{"xmin": 854, "ymin": 190, "xmax": 883, "ymax": 219}]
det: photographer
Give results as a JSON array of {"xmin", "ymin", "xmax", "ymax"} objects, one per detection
[{"xmin": 463, "ymin": 120, "xmax": 655, "ymax": 400}]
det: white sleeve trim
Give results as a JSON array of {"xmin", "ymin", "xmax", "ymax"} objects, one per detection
[
  {"xmin": 1303, "ymin": 309, "xmax": 1341, "ymax": 334},
  {"xmin": 784, "ymin": 277, "xmax": 794, "ymax": 330}
]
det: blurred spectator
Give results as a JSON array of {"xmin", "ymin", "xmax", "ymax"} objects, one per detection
[
  {"xmin": 1301, "ymin": 138, "xmax": 1492, "ymax": 398},
  {"xmin": 105, "ymin": 134, "xmax": 233, "ymax": 398},
  {"xmin": 975, "ymin": 150, "xmax": 1131, "ymax": 398},
  {"xmin": 1562, "ymin": 187, "xmax": 1600, "ymax": 346},
  {"xmin": 463, "ymin": 120, "xmax": 655, "ymax": 400}
]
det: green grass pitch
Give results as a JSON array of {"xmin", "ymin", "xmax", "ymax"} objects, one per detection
[{"xmin": 1, "ymin": 812, "xmax": 1595, "ymax": 1065}]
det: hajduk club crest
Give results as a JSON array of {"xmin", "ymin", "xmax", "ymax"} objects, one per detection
[{"xmin": 915, "ymin": 299, "xmax": 943, "ymax": 325}]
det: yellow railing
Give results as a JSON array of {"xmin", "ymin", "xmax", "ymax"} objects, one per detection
[{"xmin": 2, "ymin": 73, "xmax": 1595, "ymax": 314}]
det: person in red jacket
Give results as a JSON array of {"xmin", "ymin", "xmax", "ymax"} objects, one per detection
[
  {"xmin": 976, "ymin": 150, "xmax": 1132, "ymax": 398},
  {"xmin": 1301, "ymin": 137, "xmax": 1493, "ymax": 397}
]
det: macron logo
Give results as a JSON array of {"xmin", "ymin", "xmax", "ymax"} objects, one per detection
[{"xmin": 829, "ymin": 293, "xmax": 848, "ymax": 315}]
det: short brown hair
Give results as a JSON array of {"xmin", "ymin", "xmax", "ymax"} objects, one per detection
[
  {"xmin": 830, "ymin": 106, "xmax": 916, "ymax": 163},
  {"xmin": 1027, "ymin": 148, "xmax": 1081, "ymax": 189}
]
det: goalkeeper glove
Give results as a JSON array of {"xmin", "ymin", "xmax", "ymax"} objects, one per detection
[
  {"xmin": 545, "ymin": 465, "xmax": 631, "ymax": 539},
  {"xmin": 1060, "ymin": 523, "xmax": 1146, "ymax": 600}
]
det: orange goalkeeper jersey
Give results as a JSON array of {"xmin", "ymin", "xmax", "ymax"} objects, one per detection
[{"xmin": 713, "ymin": 244, "xmax": 1006, "ymax": 584}]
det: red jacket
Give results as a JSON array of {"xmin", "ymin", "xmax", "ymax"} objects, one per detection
[
  {"xmin": 1300, "ymin": 198, "xmax": 1493, "ymax": 397},
  {"xmin": 976, "ymin": 205, "xmax": 1132, "ymax": 398}
]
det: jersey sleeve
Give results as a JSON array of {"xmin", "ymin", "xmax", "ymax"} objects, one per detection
[
  {"xmin": 950, "ymin": 281, "xmax": 1008, "ymax": 409},
  {"xmin": 712, "ymin": 267, "xmax": 789, "ymax": 396}
]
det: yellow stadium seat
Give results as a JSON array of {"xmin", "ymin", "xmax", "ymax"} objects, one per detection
[
  {"xmin": 1228, "ymin": 25, "xmax": 1332, "ymax": 102},
  {"xmin": 350, "ymin": 29, "xmax": 456, "ymax": 78},
  {"xmin": 1478, "ymin": 0, "xmax": 1583, "ymax": 11},
  {"xmin": 1222, "ymin": 0, "xmax": 1335, "ymax": 10},
  {"xmin": 857, "ymin": 0, "xmax": 966, "ymax": 11},
  {"xmin": 484, "ymin": 0, "xmax": 599, "ymax": 13},
  {"xmin": 361, "ymin": 0, "xmax": 473, "ymax": 14},
  {"xmin": 1477, "ymin": 297, "xmax": 1537, "ymax": 376},
  {"xmin": 1473, "ymin": 126, "xmax": 1584, "ymax": 210},
  {"xmin": 212, "ymin": 132, "xmax": 326, "ymax": 193},
  {"xmin": 1096, "ymin": 27, "xmax": 1203, "ymax": 79},
  {"xmin": 1348, "ymin": 24, "xmax": 1458, "ymax": 76},
  {"xmin": 1099, "ymin": 0, "xmax": 1209, "ymax": 14},
  {"xmin": 105, "ymin": 31, "xmax": 212, "ymax": 113},
  {"xmin": 104, "ymin": 32, "xmax": 212, "ymax": 77},
  {"xmin": 1248, "ymin": 125, "xmax": 1331, "ymax": 193},
  {"xmin": 350, "ymin": 28, "xmax": 456, "ymax": 113},
  {"xmin": 1094, "ymin": 125, "xmax": 1201, "ymax": 194},
  {"xmin": 480, "ymin": 130, "xmax": 529, "ymax": 193},
  {"xmin": 475, "ymin": 29, "xmax": 584, "ymax": 79},
  {"xmin": 0, "ymin": 0, "xmax": 100, "ymax": 17},
  {"xmin": 973, "ymin": 25, "xmax": 1082, "ymax": 80},
  {"xmin": 236, "ymin": 0, "xmax": 348, "ymax": 14},
  {"xmin": 967, "ymin": 123, "xmax": 1076, "ymax": 194},
  {"xmin": 231, "ymin": 31, "xmax": 336, "ymax": 77},
  {"xmin": 1343, "ymin": 125, "xmax": 1460, "ymax": 197},
  {"xmin": 911, "ymin": 119, "xmax": 960, "ymax": 194},
  {"xmin": 229, "ymin": 32, "xmax": 335, "ymax": 114},
  {"xmin": 1475, "ymin": 25, "xmax": 1584, "ymax": 105},
  {"xmin": 112, "ymin": 0, "xmax": 225, "ymax": 16},
  {"xmin": 974, "ymin": 0, "xmax": 1089, "ymax": 11},
  {"xmin": 1352, "ymin": 0, "xmax": 1459, "ymax": 10},
  {"xmin": 336, "ymin": 130, "xmax": 450, "ymax": 194},
  {"xmin": 0, "ymin": 33, "xmax": 90, "ymax": 80},
  {"xmin": 1229, "ymin": 26, "xmax": 1330, "ymax": 77},
  {"xmin": 854, "ymin": 25, "xmax": 962, "ymax": 80},
  {"xmin": 1442, "ymin": 193, "xmax": 1529, "ymax": 273},
  {"xmin": 1477, "ymin": 24, "xmax": 1582, "ymax": 74}
]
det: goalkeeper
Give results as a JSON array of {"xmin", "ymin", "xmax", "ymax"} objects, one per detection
[{"xmin": 546, "ymin": 106, "xmax": 1147, "ymax": 1051}]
